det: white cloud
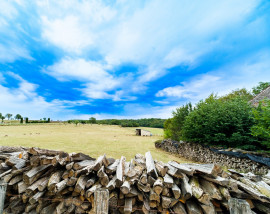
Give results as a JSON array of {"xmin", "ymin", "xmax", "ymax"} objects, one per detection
[
  {"xmin": 37, "ymin": 0, "xmax": 261, "ymax": 85},
  {"xmin": 156, "ymin": 75, "xmax": 221, "ymax": 98},
  {"xmin": 45, "ymin": 57, "xmax": 135, "ymax": 100},
  {"xmin": 45, "ymin": 58, "xmax": 108, "ymax": 82},
  {"xmin": 42, "ymin": 16, "xmax": 94, "ymax": 54},
  {"xmin": 0, "ymin": 73, "xmax": 91, "ymax": 120},
  {"xmin": 0, "ymin": 43, "xmax": 33, "ymax": 63},
  {"xmin": 156, "ymin": 50, "xmax": 270, "ymax": 102}
]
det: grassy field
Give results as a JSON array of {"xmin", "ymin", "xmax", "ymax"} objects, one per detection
[{"xmin": 0, "ymin": 123, "xmax": 192, "ymax": 163}]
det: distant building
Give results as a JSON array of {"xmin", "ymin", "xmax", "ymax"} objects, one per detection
[
  {"xmin": 136, "ymin": 129, "xmax": 152, "ymax": 136},
  {"xmin": 250, "ymin": 86, "xmax": 270, "ymax": 106}
]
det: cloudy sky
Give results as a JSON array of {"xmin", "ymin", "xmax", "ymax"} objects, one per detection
[{"xmin": 0, "ymin": 0, "xmax": 270, "ymax": 120}]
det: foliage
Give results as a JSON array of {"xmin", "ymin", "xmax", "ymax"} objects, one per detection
[
  {"xmin": 181, "ymin": 96, "xmax": 257, "ymax": 149},
  {"xmin": 25, "ymin": 117, "xmax": 29, "ymax": 123},
  {"xmin": 48, "ymin": 118, "xmax": 51, "ymax": 123},
  {"xmin": 20, "ymin": 118, "xmax": 23, "ymax": 124},
  {"xmin": 67, "ymin": 118, "xmax": 165, "ymax": 128},
  {"xmin": 98, "ymin": 118, "xmax": 165, "ymax": 128},
  {"xmin": 252, "ymin": 82, "xmax": 270, "ymax": 96},
  {"xmin": 164, "ymin": 103, "xmax": 193, "ymax": 140},
  {"xmin": 5, "ymin": 113, "xmax": 12, "ymax": 120},
  {"xmin": 15, "ymin": 114, "xmax": 22, "ymax": 120},
  {"xmin": 219, "ymin": 88, "xmax": 253, "ymax": 101},
  {"xmin": 89, "ymin": 117, "xmax": 97, "ymax": 124},
  {"xmin": 251, "ymin": 99, "xmax": 270, "ymax": 149}
]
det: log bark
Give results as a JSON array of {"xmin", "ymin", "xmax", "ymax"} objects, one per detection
[{"xmin": 145, "ymin": 151, "xmax": 158, "ymax": 178}]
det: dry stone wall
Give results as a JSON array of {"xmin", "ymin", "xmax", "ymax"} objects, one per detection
[{"xmin": 155, "ymin": 139, "xmax": 270, "ymax": 174}]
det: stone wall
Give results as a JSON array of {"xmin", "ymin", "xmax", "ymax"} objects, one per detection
[{"xmin": 155, "ymin": 139, "xmax": 269, "ymax": 174}]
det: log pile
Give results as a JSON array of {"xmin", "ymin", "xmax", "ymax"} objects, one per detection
[{"xmin": 0, "ymin": 146, "xmax": 270, "ymax": 213}]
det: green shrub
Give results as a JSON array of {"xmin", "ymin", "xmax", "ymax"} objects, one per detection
[
  {"xmin": 182, "ymin": 95, "xmax": 258, "ymax": 149},
  {"xmin": 164, "ymin": 103, "xmax": 193, "ymax": 140},
  {"xmin": 251, "ymin": 99, "xmax": 270, "ymax": 149}
]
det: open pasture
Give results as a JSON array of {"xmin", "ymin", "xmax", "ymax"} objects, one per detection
[{"xmin": 0, "ymin": 123, "xmax": 192, "ymax": 163}]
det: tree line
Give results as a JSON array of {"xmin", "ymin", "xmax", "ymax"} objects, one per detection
[
  {"xmin": 68, "ymin": 117, "xmax": 165, "ymax": 128},
  {"xmin": 164, "ymin": 82, "xmax": 270, "ymax": 151},
  {"xmin": 0, "ymin": 113, "xmax": 51, "ymax": 124}
]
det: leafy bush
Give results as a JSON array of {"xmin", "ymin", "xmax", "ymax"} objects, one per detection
[
  {"xmin": 251, "ymin": 99, "xmax": 270, "ymax": 149},
  {"xmin": 252, "ymin": 82, "xmax": 270, "ymax": 96},
  {"xmin": 182, "ymin": 95, "xmax": 257, "ymax": 149},
  {"xmin": 164, "ymin": 103, "xmax": 193, "ymax": 140}
]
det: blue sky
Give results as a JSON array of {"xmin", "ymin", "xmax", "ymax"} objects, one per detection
[{"xmin": 0, "ymin": 0, "xmax": 270, "ymax": 120}]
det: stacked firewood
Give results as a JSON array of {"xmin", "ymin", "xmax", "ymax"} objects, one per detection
[{"xmin": 0, "ymin": 146, "xmax": 270, "ymax": 214}]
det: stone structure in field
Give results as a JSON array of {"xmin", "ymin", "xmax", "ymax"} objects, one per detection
[
  {"xmin": 136, "ymin": 129, "xmax": 152, "ymax": 136},
  {"xmin": 250, "ymin": 85, "xmax": 270, "ymax": 106}
]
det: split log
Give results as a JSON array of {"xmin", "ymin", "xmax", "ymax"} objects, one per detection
[
  {"xmin": 85, "ymin": 183, "xmax": 102, "ymax": 198},
  {"xmin": 161, "ymin": 196, "xmax": 171, "ymax": 209},
  {"xmin": 140, "ymin": 171, "xmax": 148, "ymax": 185},
  {"xmin": 200, "ymin": 175, "xmax": 229, "ymax": 186},
  {"xmin": 66, "ymin": 162, "xmax": 74, "ymax": 170},
  {"xmin": 168, "ymin": 161, "xmax": 195, "ymax": 176},
  {"xmin": 29, "ymin": 191, "xmax": 45, "ymax": 204},
  {"xmin": 106, "ymin": 159, "xmax": 119, "ymax": 175},
  {"xmin": 200, "ymin": 179, "xmax": 222, "ymax": 200},
  {"xmin": 121, "ymin": 180, "xmax": 131, "ymax": 194},
  {"xmin": 167, "ymin": 164, "xmax": 184, "ymax": 178},
  {"xmin": 74, "ymin": 175, "xmax": 88, "ymax": 193},
  {"xmin": 73, "ymin": 160, "xmax": 95, "ymax": 171},
  {"xmin": 155, "ymin": 161, "xmax": 168, "ymax": 177},
  {"xmin": 145, "ymin": 151, "xmax": 158, "ymax": 178},
  {"xmin": 40, "ymin": 203, "xmax": 58, "ymax": 214},
  {"xmin": 181, "ymin": 174, "xmax": 192, "ymax": 200},
  {"xmin": 106, "ymin": 175, "xmax": 117, "ymax": 191},
  {"xmin": 23, "ymin": 165, "xmax": 51, "ymax": 185},
  {"xmin": 189, "ymin": 177, "xmax": 204, "ymax": 199},
  {"xmin": 48, "ymin": 170, "xmax": 63, "ymax": 191},
  {"xmin": 67, "ymin": 177, "xmax": 77, "ymax": 186},
  {"xmin": 200, "ymin": 202, "xmax": 216, "ymax": 214},
  {"xmin": 70, "ymin": 152, "xmax": 95, "ymax": 161},
  {"xmin": 173, "ymin": 202, "xmax": 187, "ymax": 214},
  {"xmin": 150, "ymin": 189, "xmax": 160, "ymax": 202},
  {"xmin": 124, "ymin": 197, "xmax": 133, "ymax": 214},
  {"xmin": 26, "ymin": 176, "xmax": 49, "ymax": 194},
  {"xmin": 186, "ymin": 200, "xmax": 203, "ymax": 214},
  {"xmin": 8, "ymin": 174, "xmax": 22, "ymax": 185},
  {"xmin": 86, "ymin": 176, "xmax": 97, "ymax": 188},
  {"xmin": 93, "ymin": 154, "xmax": 110, "ymax": 171},
  {"xmin": 116, "ymin": 156, "xmax": 125, "ymax": 187},
  {"xmin": 153, "ymin": 177, "xmax": 163, "ymax": 195},
  {"xmin": 228, "ymin": 198, "xmax": 253, "ymax": 214},
  {"xmin": 163, "ymin": 174, "xmax": 173, "ymax": 188},
  {"xmin": 172, "ymin": 183, "xmax": 181, "ymax": 199},
  {"xmin": 55, "ymin": 179, "xmax": 68, "ymax": 193}
]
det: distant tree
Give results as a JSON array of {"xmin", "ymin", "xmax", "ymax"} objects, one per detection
[
  {"xmin": 25, "ymin": 117, "xmax": 29, "ymax": 123},
  {"xmin": 5, "ymin": 113, "xmax": 12, "ymax": 120},
  {"xmin": 43, "ymin": 118, "xmax": 46, "ymax": 121},
  {"xmin": 15, "ymin": 114, "xmax": 22, "ymax": 120},
  {"xmin": 20, "ymin": 118, "xmax": 23, "ymax": 124},
  {"xmin": 0, "ymin": 113, "xmax": 2, "ymax": 123},
  {"xmin": 1, "ymin": 116, "xmax": 5, "ymax": 123},
  {"xmin": 48, "ymin": 118, "xmax": 51, "ymax": 123},
  {"xmin": 89, "ymin": 117, "xmax": 97, "ymax": 124},
  {"xmin": 74, "ymin": 120, "xmax": 79, "ymax": 126},
  {"xmin": 252, "ymin": 82, "xmax": 270, "ymax": 96}
]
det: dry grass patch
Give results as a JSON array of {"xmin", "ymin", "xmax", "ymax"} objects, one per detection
[{"xmin": 0, "ymin": 123, "xmax": 193, "ymax": 163}]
